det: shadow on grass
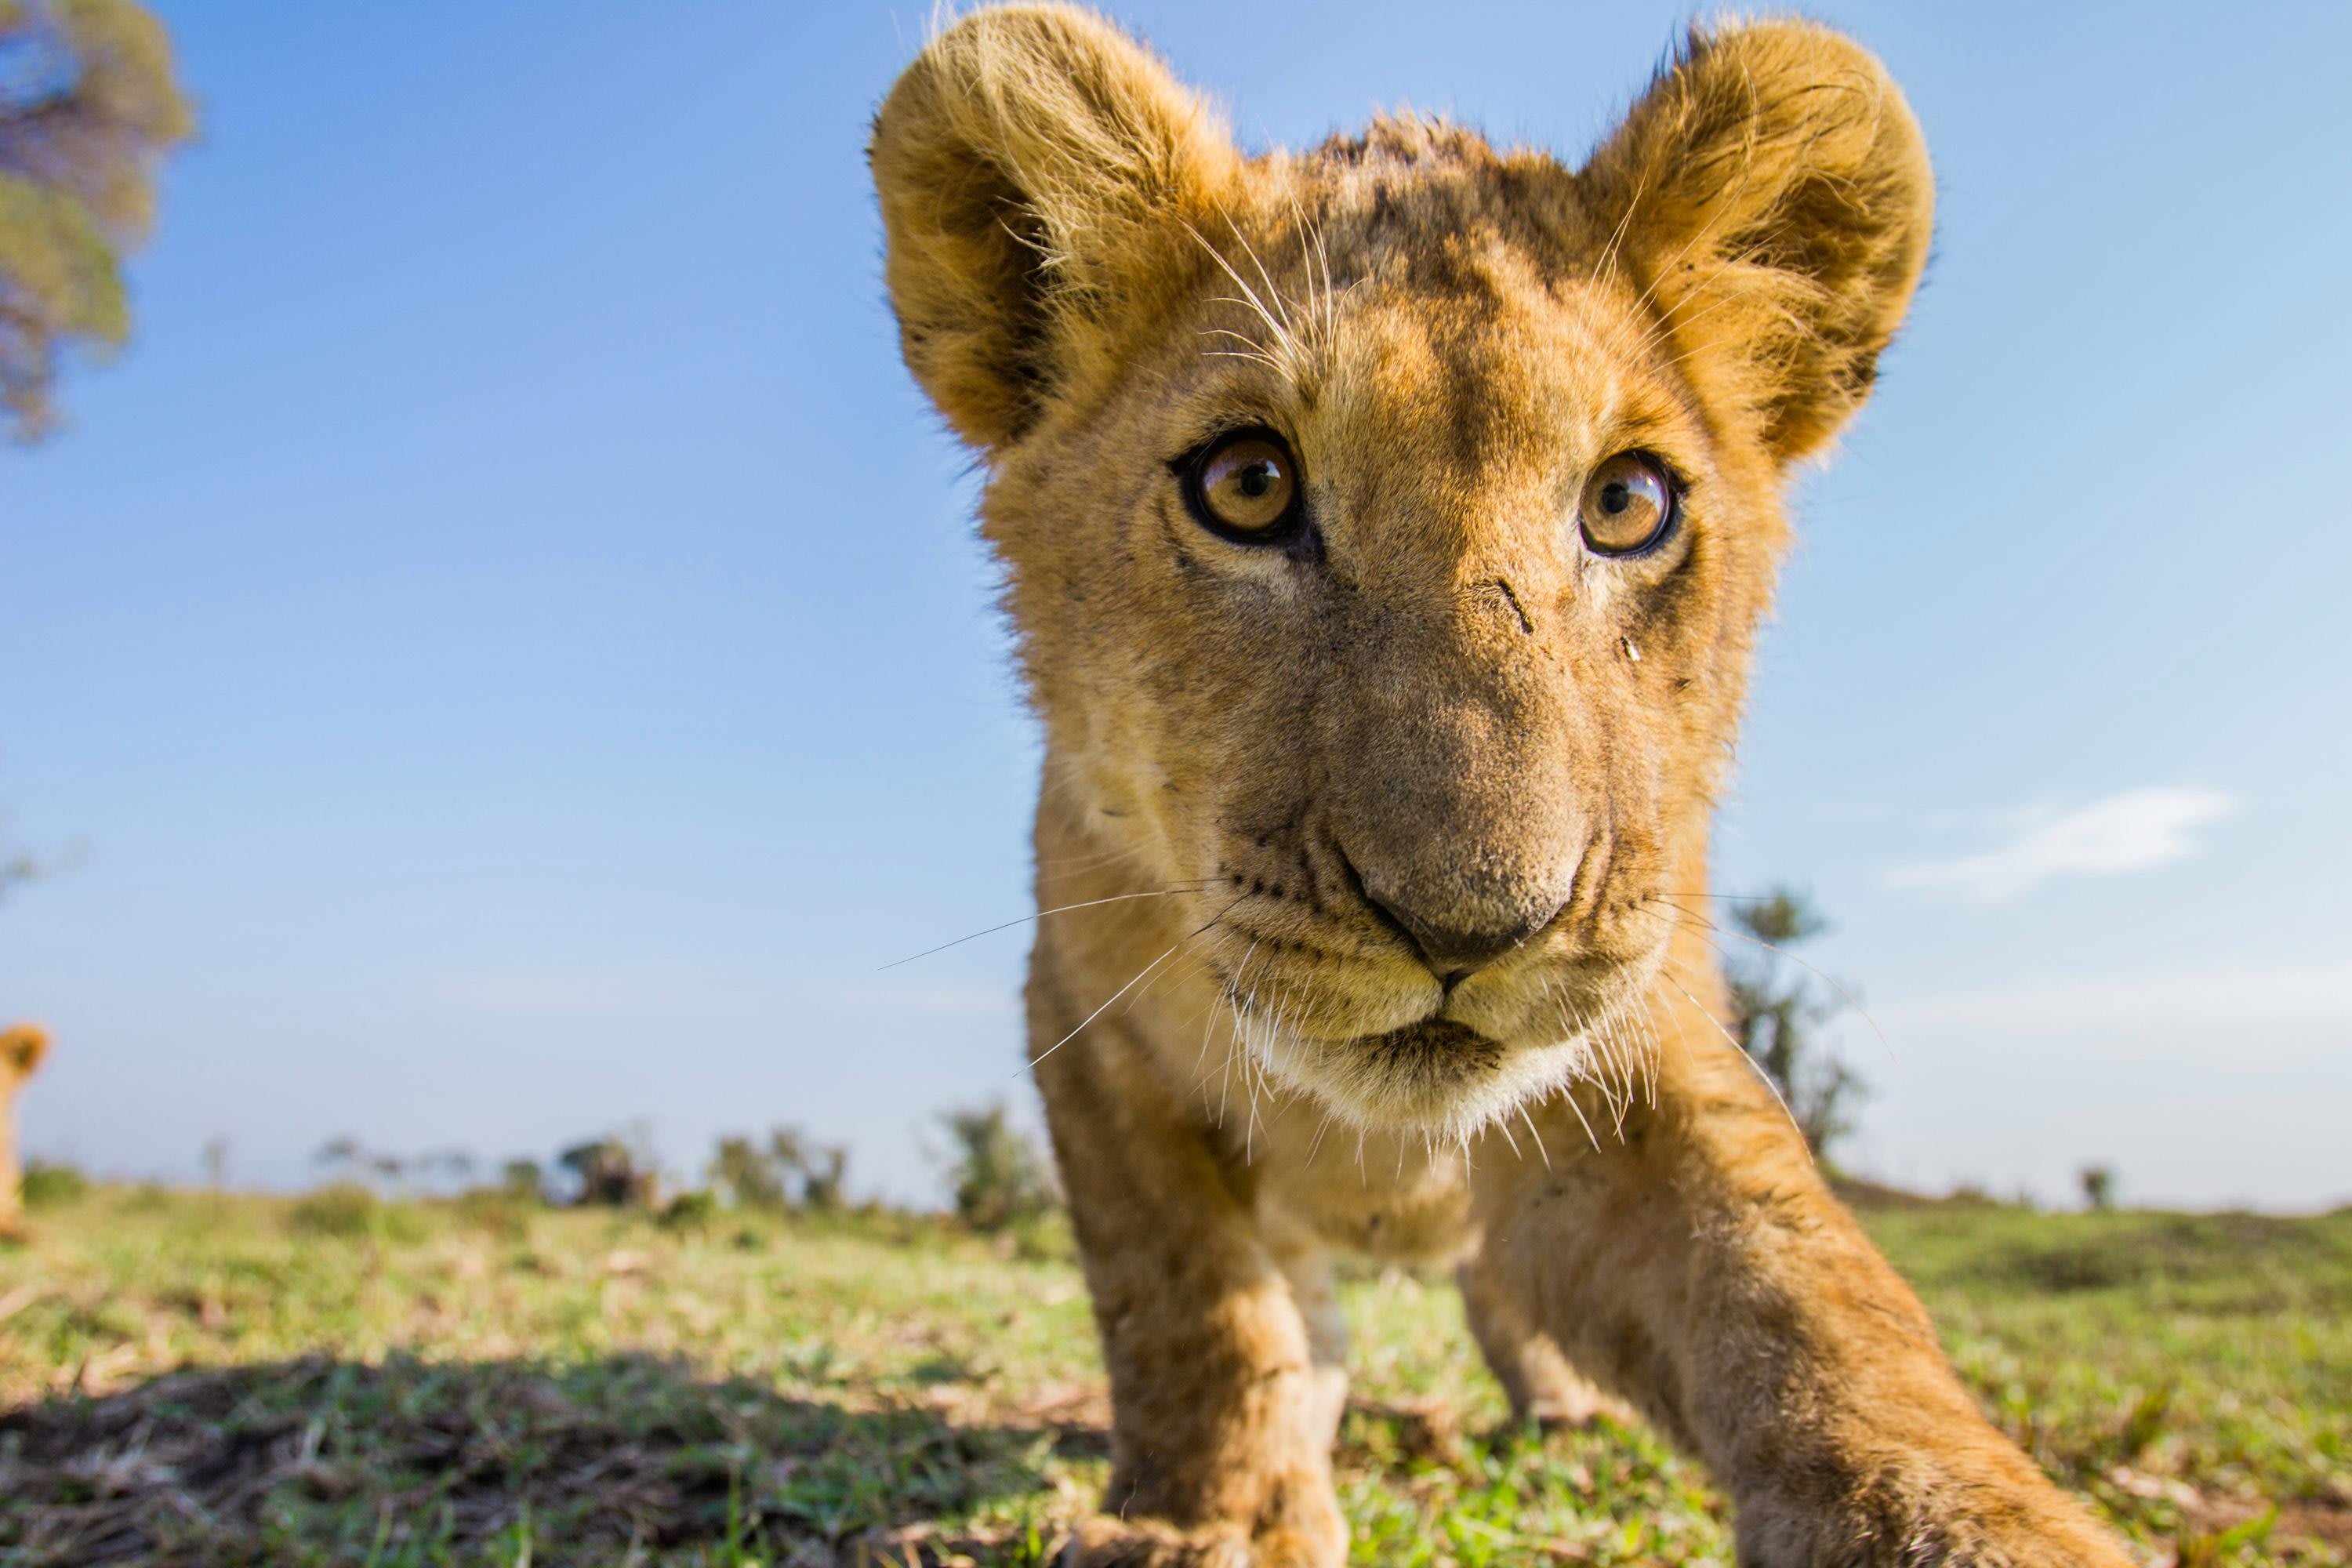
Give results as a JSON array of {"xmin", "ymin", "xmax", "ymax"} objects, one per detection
[{"xmin": 0, "ymin": 1352, "xmax": 1102, "ymax": 1566}]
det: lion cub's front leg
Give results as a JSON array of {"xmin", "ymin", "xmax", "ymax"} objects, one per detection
[
  {"xmin": 1030, "ymin": 980, "xmax": 1345, "ymax": 1568},
  {"xmin": 1457, "ymin": 1254, "xmax": 1624, "ymax": 1431},
  {"xmin": 1475, "ymin": 1042, "xmax": 2133, "ymax": 1566}
]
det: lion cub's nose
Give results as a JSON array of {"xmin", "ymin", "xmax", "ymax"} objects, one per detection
[{"xmin": 1366, "ymin": 891, "xmax": 1559, "ymax": 983}]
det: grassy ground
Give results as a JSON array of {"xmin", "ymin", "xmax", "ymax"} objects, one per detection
[{"xmin": 2, "ymin": 1184, "xmax": 2347, "ymax": 1566}]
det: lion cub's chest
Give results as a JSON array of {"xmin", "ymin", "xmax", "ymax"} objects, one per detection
[{"xmin": 1251, "ymin": 1129, "xmax": 1482, "ymax": 1265}]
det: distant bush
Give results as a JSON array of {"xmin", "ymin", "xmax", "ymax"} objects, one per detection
[
  {"xmin": 707, "ymin": 1127, "xmax": 851, "ymax": 1213},
  {"xmin": 710, "ymin": 1134, "xmax": 790, "ymax": 1210},
  {"xmin": 289, "ymin": 1182, "xmax": 380, "ymax": 1236},
  {"xmin": 498, "ymin": 1158, "xmax": 547, "ymax": 1203},
  {"xmin": 289, "ymin": 1182, "xmax": 429, "ymax": 1242},
  {"xmin": 797, "ymin": 1140, "xmax": 848, "ymax": 1213},
  {"xmin": 940, "ymin": 1103, "xmax": 1058, "ymax": 1233},
  {"xmin": 20, "ymin": 1160, "xmax": 87, "ymax": 1209},
  {"xmin": 557, "ymin": 1137, "xmax": 657, "ymax": 1208},
  {"xmin": 1008, "ymin": 1211, "xmax": 1076, "ymax": 1263},
  {"xmin": 2081, "ymin": 1165, "xmax": 2118, "ymax": 1212},
  {"xmin": 658, "ymin": 1190, "xmax": 719, "ymax": 1232},
  {"xmin": 1991, "ymin": 1238, "xmax": 2145, "ymax": 1294},
  {"xmin": 449, "ymin": 1187, "xmax": 534, "ymax": 1240}
]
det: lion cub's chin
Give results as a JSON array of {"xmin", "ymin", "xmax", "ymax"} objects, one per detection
[{"xmin": 1245, "ymin": 1014, "xmax": 1599, "ymax": 1145}]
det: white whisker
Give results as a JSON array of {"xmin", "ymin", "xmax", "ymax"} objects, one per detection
[
  {"xmin": 1659, "ymin": 964, "xmax": 1813, "ymax": 1163},
  {"xmin": 884, "ymin": 884, "xmax": 1207, "ymax": 969},
  {"xmin": 1517, "ymin": 1103, "xmax": 1552, "ymax": 1171},
  {"xmin": 1025, "ymin": 896, "xmax": 1242, "ymax": 1073},
  {"xmin": 1305, "ymin": 1109, "xmax": 1336, "ymax": 1168},
  {"xmin": 1650, "ymin": 895, "xmax": 1896, "ymax": 1065},
  {"xmin": 1562, "ymin": 1086, "xmax": 1603, "ymax": 1154}
]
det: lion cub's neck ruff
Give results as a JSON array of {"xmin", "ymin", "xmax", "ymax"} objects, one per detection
[{"xmin": 874, "ymin": 4, "xmax": 1929, "ymax": 1160}]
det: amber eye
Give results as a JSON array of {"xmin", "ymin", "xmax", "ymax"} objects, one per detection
[
  {"xmin": 1577, "ymin": 452, "xmax": 1677, "ymax": 557},
  {"xmin": 1182, "ymin": 429, "xmax": 1301, "ymax": 542}
]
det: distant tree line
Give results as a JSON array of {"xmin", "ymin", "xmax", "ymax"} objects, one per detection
[{"xmin": 303, "ymin": 1104, "xmax": 1059, "ymax": 1236}]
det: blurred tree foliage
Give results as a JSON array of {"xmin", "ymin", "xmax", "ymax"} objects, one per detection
[
  {"xmin": 940, "ymin": 1102, "xmax": 1058, "ymax": 1233},
  {"xmin": 0, "ymin": 817, "xmax": 83, "ymax": 904},
  {"xmin": 557, "ymin": 1135, "xmax": 658, "ymax": 1208},
  {"xmin": 0, "ymin": 0, "xmax": 192, "ymax": 440},
  {"xmin": 1723, "ymin": 887, "xmax": 1867, "ymax": 1157},
  {"xmin": 710, "ymin": 1133, "xmax": 788, "ymax": 1210},
  {"xmin": 0, "ymin": 824, "xmax": 34, "ymax": 902},
  {"xmin": 709, "ymin": 1127, "xmax": 851, "ymax": 1213},
  {"xmin": 313, "ymin": 1135, "xmax": 477, "ymax": 1195},
  {"xmin": 787, "ymin": 1130, "xmax": 849, "ymax": 1213},
  {"xmin": 498, "ymin": 1157, "xmax": 546, "ymax": 1203}
]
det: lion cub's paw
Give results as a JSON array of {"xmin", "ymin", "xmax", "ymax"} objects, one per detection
[
  {"xmin": 1058, "ymin": 1516, "xmax": 1341, "ymax": 1568},
  {"xmin": 1057, "ymin": 1518, "xmax": 1251, "ymax": 1567},
  {"xmin": 1737, "ymin": 1475, "xmax": 2135, "ymax": 1568}
]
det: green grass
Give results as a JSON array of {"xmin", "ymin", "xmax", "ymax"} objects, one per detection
[{"xmin": 2, "ymin": 1186, "xmax": 2347, "ymax": 1566}]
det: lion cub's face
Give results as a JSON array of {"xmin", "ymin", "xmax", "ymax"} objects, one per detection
[
  {"xmin": 986, "ymin": 166, "xmax": 1766, "ymax": 1135},
  {"xmin": 874, "ymin": 7, "xmax": 1931, "ymax": 1137}
]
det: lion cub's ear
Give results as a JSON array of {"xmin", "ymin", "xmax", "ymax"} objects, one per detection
[
  {"xmin": 1581, "ymin": 20, "xmax": 1934, "ymax": 463},
  {"xmin": 1, "ymin": 1025, "xmax": 48, "ymax": 1080},
  {"xmin": 870, "ymin": 4, "xmax": 1239, "ymax": 451}
]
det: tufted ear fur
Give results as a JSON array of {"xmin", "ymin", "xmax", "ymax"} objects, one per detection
[
  {"xmin": 869, "ymin": 4, "xmax": 1240, "ymax": 451},
  {"xmin": 1581, "ymin": 20, "xmax": 1933, "ymax": 463},
  {"xmin": 1, "ymin": 1024, "xmax": 48, "ymax": 1080}
]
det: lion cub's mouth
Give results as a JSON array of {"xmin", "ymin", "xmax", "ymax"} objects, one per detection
[
  {"xmin": 1352, "ymin": 1018, "xmax": 1507, "ymax": 1078},
  {"xmin": 1243, "ymin": 1009, "xmax": 1590, "ymax": 1140}
]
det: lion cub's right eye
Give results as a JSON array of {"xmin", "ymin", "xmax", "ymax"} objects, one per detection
[{"xmin": 1181, "ymin": 429, "xmax": 1302, "ymax": 543}]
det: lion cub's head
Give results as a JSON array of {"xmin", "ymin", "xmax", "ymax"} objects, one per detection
[
  {"xmin": 1, "ymin": 1025, "xmax": 45, "ymax": 1095},
  {"xmin": 873, "ymin": 6, "xmax": 1930, "ymax": 1138}
]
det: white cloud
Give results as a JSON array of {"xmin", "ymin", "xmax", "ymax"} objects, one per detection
[{"xmin": 1888, "ymin": 786, "xmax": 2234, "ymax": 902}]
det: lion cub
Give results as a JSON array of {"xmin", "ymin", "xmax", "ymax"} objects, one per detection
[
  {"xmin": 0, "ymin": 1023, "xmax": 50, "ymax": 1237},
  {"xmin": 872, "ymin": 9, "xmax": 2131, "ymax": 1563}
]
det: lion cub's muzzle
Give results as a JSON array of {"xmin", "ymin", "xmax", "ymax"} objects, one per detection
[
  {"xmin": 1331, "ymin": 810, "xmax": 1585, "ymax": 991},
  {"xmin": 1200, "ymin": 793, "xmax": 1674, "ymax": 1135},
  {"xmin": 1316, "ymin": 656, "xmax": 1595, "ymax": 988},
  {"xmin": 1359, "ymin": 880, "xmax": 1560, "ymax": 986}
]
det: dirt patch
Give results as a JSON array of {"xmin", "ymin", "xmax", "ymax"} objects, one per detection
[{"xmin": 0, "ymin": 1354, "xmax": 1063, "ymax": 1566}]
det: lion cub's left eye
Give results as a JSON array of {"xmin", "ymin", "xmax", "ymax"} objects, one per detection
[
  {"xmin": 1181, "ymin": 429, "xmax": 1302, "ymax": 543},
  {"xmin": 1577, "ymin": 452, "xmax": 1677, "ymax": 557}
]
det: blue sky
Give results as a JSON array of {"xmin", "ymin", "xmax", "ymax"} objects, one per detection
[{"xmin": 5, "ymin": 2, "xmax": 2348, "ymax": 1209}]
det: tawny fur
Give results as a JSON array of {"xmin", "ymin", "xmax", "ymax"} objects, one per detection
[
  {"xmin": 871, "ymin": 9, "xmax": 2132, "ymax": 1563},
  {"xmin": 0, "ymin": 1023, "xmax": 50, "ymax": 1238}
]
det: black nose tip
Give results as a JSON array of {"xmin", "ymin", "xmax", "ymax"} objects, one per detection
[{"xmin": 1366, "ymin": 891, "xmax": 1558, "ymax": 982}]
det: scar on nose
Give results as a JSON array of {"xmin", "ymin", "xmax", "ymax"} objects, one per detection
[{"xmin": 1486, "ymin": 577, "xmax": 1534, "ymax": 636}]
